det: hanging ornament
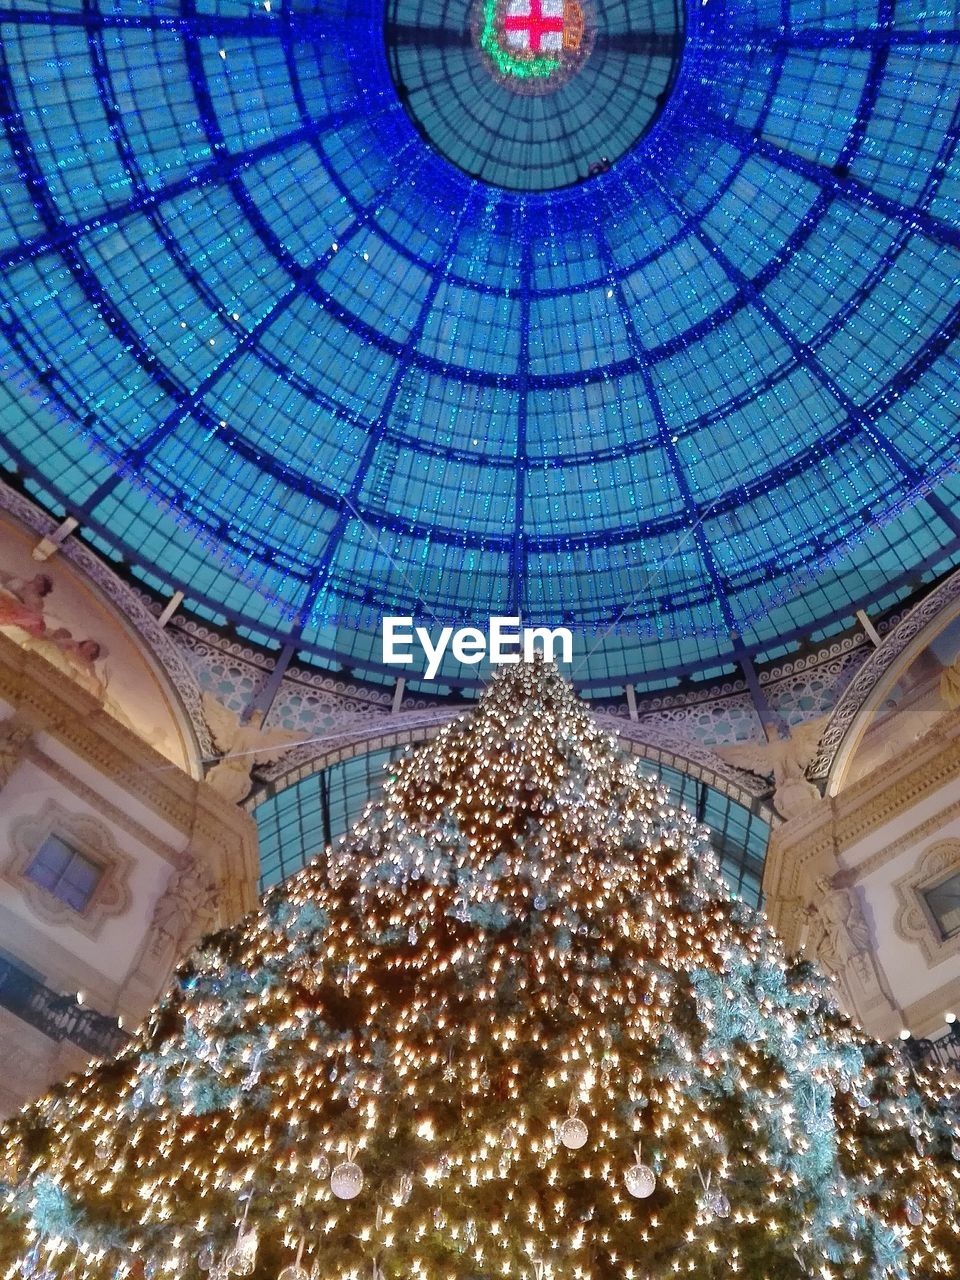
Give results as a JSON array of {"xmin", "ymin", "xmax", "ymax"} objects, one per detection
[
  {"xmin": 905, "ymin": 1198, "xmax": 923, "ymax": 1227},
  {"xmin": 706, "ymin": 1190, "xmax": 731, "ymax": 1219},
  {"xmin": 453, "ymin": 898, "xmax": 471, "ymax": 923},
  {"xmin": 198, "ymin": 1243, "xmax": 216, "ymax": 1271},
  {"xmin": 624, "ymin": 1144, "xmax": 656, "ymax": 1198},
  {"xmin": 225, "ymin": 1225, "xmax": 258, "ymax": 1277},
  {"xmin": 397, "ymin": 1172, "xmax": 414, "ymax": 1204},
  {"xmin": 696, "ymin": 1167, "xmax": 729, "ymax": 1218},
  {"xmin": 952, "ymin": 1140, "xmax": 960, "ymax": 1161},
  {"xmin": 331, "ymin": 1147, "xmax": 364, "ymax": 1200},
  {"xmin": 277, "ymin": 1239, "xmax": 308, "ymax": 1280},
  {"xmin": 559, "ymin": 1100, "xmax": 588, "ymax": 1150},
  {"xmin": 93, "ymin": 1134, "xmax": 112, "ymax": 1169},
  {"xmin": 18, "ymin": 1246, "xmax": 39, "ymax": 1279},
  {"xmin": 224, "ymin": 1197, "xmax": 259, "ymax": 1276},
  {"xmin": 241, "ymin": 1048, "xmax": 263, "ymax": 1092}
]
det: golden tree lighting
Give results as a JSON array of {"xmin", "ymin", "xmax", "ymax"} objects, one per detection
[{"xmin": 1, "ymin": 660, "xmax": 959, "ymax": 1280}]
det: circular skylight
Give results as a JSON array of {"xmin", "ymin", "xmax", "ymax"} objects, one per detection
[
  {"xmin": 0, "ymin": 0, "xmax": 957, "ymax": 691},
  {"xmin": 386, "ymin": 0, "xmax": 683, "ymax": 189}
]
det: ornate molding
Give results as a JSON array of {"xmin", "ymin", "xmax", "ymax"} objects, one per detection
[
  {"xmin": 893, "ymin": 839, "xmax": 960, "ymax": 967},
  {"xmin": 0, "ymin": 714, "xmax": 32, "ymax": 789},
  {"xmin": 832, "ymin": 715, "xmax": 960, "ymax": 859},
  {"xmin": 763, "ymin": 710, "xmax": 960, "ymax": 909},
  {"xmin": 0, "ymin": 632, "xmax": 201, "ymax": 833},
  {"xmin": 813, "ymin": 566, "xmax": 960, "ymax": 783},
  {"xmin": 0, "ymin": 632, "xmax": 258, "ymax": 921},
  {"xmin": 0, "ymin": 480, "xmax": 210, "ymax": 762},
  {"xmin": 3, "ymin": 800, "xmax": 133, "ymax": 937},
  {"xmin": 26, "ymin": 745, "xmax": 180, "ymax": 865},
  {"xmin": 249, "ymin": 705, "xmax": 775, "ymax": 826},
  {"xmin": 848, "ymin": 792, "xmax": 960, "ymax": 883}
]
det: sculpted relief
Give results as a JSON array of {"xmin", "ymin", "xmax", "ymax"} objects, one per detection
[
  {"xmin": 201, "ymin": 694, "xmax": 301, "ymax": 804},
  {"xmin": 716, "ymin": 715, "xmax": 829, "ymax": 821},
  {"xmin": 0, "ymin": 515, "xmax": 192, "ymax": 770}
]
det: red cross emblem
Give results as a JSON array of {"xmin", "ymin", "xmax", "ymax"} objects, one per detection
[{"xmin": 502, "ymin": 0, "xmax": 565, "ymax": 54}]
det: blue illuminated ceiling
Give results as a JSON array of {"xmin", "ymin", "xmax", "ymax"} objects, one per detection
[
  {"xmin": 386, "ymin": 0, "xmax": 684, "ymax": 189},
  {"xmin": 0, "ymin": 0, "xmax": 958, "ymax": 691}
]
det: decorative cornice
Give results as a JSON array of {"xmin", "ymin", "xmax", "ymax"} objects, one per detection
[
  {"xmin": 893, "ymin": 839, "xmax": 960, "ymax": 967},
  {"xmin": 0, "ymin": 635, "xmax": 200, "ymax": 829},
  {"xmin": 813, "ymin": 566, "xmax": 960, "ymax": 784},
  {"xmin": 833, "ymin": 714, "xmax": 960, "ymax": 858},
  {"xmin": 0, "ymin": 633, "xmax": 257, "ymax": 900},
  {"xmin": 762, "ymin": 710, "xmax": 960, "ymax": 909},
  {"xmin": 845, "ymin": 792, "xmax": 960, "ymax": 883},
  {"xmin": 27, "ymin": 746, "xmax": 180, "ymax": 865},
  {"xmin": 4, "ymin": 474, "xmax": 954, "ymax": 808},
  {"xmin": 0, "ymin": 480, "xmax": 211, "ymax": 761},
  {"xmin": 4, "ymin": 799, "xmax": 134, "ymax": 938}
]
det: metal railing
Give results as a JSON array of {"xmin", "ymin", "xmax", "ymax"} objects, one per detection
[
  {"xmin": 0, "ymin": 956, "xmax": 129, "ymax": 1059},
  {"xmin": 901, "ymin": 1022, "xmax": 960, "ymax": 1072}
]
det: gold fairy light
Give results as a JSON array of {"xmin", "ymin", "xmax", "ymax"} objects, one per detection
[{"xmin": 1, "ymin": 661, "xmax": 959, "ymax": 1278}]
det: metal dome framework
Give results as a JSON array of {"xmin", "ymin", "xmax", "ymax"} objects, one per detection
[
  {"xmin": 385, "ymin": 0, "xmax": 684, "ymax": 190},
  {"xmin": 0, "ymin": 0, "xmax": 957, "ymax": 693},
  {"xmin": 254, "ymin": 737, "xmax": 770, "ymax": 899}
]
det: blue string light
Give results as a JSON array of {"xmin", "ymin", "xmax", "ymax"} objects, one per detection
[{"xmin": 0, "ymin": 0, "xmax": 955, "ymax": 690}]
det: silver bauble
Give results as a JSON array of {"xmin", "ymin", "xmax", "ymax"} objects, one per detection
[
  {"xmin": 331, "ymin": 1159, "xmax": 364, "ymax": 1200},
  {"xmin": 624, "ymin": 1162, "xmax": 656, "ymax": 1198},
  {"xmin": 225, "ymin": 1226, "xmax": 259, "ymax": 1276},
  {"xmin": 559, "ymin": 1117, "xmax": 589, "ymax": 1150}
]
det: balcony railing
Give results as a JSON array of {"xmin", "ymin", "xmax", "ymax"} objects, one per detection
[
  {"xmin": 0, "ymin": 956, "xmax": 129, "ymax": 1060},
  {"xmin": 901, "ymin": 1023, "xmax": 960, "ymax": 1073}
]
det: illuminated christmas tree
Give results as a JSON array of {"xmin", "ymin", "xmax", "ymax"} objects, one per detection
[{"xmin": 2, "ymin": 660, "xmax": 960, "ymax": 1280}]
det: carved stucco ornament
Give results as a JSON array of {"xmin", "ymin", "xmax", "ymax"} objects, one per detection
[
  {"xmin": 4, "ymin": 799, "xmax": 133, "ymax": 936},
  {"xmin": 894, "ymin": 839, "xmax": 960, "ymax": 967}
]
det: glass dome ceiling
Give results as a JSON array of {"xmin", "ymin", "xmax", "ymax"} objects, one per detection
[
  {"xmin": 386, "ymin": 0, "xmax": 683, "ymax": 189},
  {"xmin": 0, "ymin": 0, "xmax": 958, "ymax": 691}
]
